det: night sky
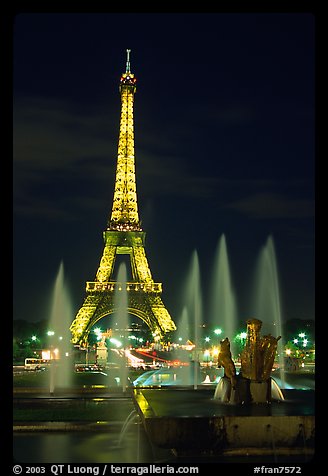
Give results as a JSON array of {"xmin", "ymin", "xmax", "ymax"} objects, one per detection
[{"xmin": 13, "ymin": 13, "xmax": 315, "ymax": 329}]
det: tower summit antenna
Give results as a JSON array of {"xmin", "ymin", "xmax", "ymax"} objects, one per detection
[{"xmin": 126, "ymin": 49, "xmax": 131, "ymax": 73}]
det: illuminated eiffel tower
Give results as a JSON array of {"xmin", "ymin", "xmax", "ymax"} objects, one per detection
[{"xmin": 70, "ymin": 50, "xmax": 176, "ymax": 346}]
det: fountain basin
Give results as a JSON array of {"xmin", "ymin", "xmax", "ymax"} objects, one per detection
[{"xmin": 132, "ymin": 387, "xmax": 315, "ymax": 459}]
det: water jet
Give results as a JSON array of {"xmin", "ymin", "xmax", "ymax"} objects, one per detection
[
  {"xmin": 48, "ymin": 261, "xmax": 74, "ymax": 394},
  {"xmin": 209, "ymin": 234, "xmax": 238, "ymax": 358},
  {"xmin": 253, "ymin": 235, "xmax": 286, "ymax": 388}
]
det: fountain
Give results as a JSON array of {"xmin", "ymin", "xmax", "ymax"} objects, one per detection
[
  {"xmin": 184, "ymin": 250, "xmax": 203, "ymax": 389},
  {"xmin": 131, "ymin": 241, "xmax": 314, "ymax": 461},
  {"xmin": 113, "ymin": 262, "xmax": 129, "ymax": 392},
  {"xmin": 48, "ymin": 261, "xmax": 73, "ymax": 394},
  {"xmin": 133, "ymin": 311, "xmax": 314, "ymax": 460},
  {"xmin": 209, "ymin": 234, "xmax": 238, "ymax": 357},
  {"xmin": 14, "ymin": 245, "xmax": 315, "ymax": 462},
  {"xmin": 253, "ymin": 235, "xmax": 286, "ymax": 389}
]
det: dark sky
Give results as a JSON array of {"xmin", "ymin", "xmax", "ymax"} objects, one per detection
[{"xmin": 12, "ymin": 12, "xmax": 315, "ymax": 329}]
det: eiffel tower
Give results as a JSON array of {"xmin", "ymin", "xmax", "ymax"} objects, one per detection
[{"xmin": 70, "ymin": 50, "xmax": 176, "ymax": 346}]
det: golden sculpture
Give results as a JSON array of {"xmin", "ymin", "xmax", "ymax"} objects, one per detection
[
  {"xmin": 259, "ymin": 333, "xmax": 282, "ymax": 380},
  {"xmin": 240, "ymin": 318, "xmax": 281, "ymax": 381},
  {"xmin": 215, "ymin": 318, "xmax": 282, "ymax": 404},
  {"xmin": 217, "ymin": 337, "xmax": 237, "ymax": 389}
]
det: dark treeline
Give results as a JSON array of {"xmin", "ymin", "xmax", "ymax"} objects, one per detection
[{"xmin": 13, "ymin": 317, "xmax": 315, "ymax": 344}]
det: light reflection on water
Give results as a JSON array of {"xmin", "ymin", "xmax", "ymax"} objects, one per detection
[
  {"xmin": 13, "ymin": 426, "xmax": 156, "ymax": 463},
  {"xmin": 13, "ymin": 369, "xmax": 314, "ymax": 464}
]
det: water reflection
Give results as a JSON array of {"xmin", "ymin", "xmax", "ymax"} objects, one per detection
[{"xmin": 14, "ymin": 425, "xmax": 155, "ymax": 463}]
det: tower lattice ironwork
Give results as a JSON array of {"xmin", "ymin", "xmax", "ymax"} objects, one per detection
[{"xmin": 70, "ymin": 50, "xmax": 176, "ymax": 346}]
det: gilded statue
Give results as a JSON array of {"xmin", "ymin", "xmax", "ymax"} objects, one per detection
[
  {"xmin": 240, "ymin": 318, "xmax": 281, "ymax": 381},
  {"xmin": 217, "ymin": 337, "xmax": 237, "ymax": 389}
]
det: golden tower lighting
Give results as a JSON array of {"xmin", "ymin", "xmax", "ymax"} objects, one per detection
[{"xmin": 70, "ymin": 50, "xmax": 176, "ymax": 346}]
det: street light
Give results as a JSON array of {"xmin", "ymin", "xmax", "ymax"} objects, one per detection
[{"xmin": 94, "ymin": 328, "xmax": 103, "ymax": 341}]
